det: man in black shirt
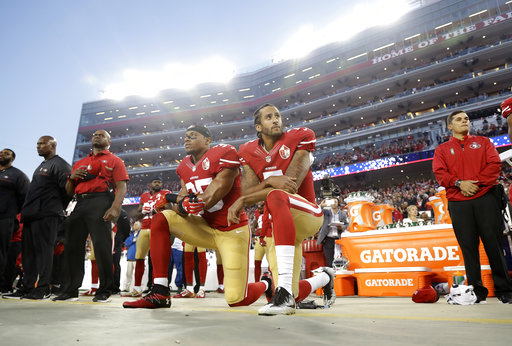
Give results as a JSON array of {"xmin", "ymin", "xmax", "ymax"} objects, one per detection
[
  {"xmin": 3, "ymin": 137, "xmax": 71, "ymax": 300},
  {"xmin": 112, "ymin": 209, "xmax": 130, "ymax": 294},
  {"xmin": 0, "ymin": 148, "xmax": 29, "ymax": 294}
]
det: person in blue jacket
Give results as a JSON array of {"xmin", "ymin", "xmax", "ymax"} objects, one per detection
[{"xmin": 122, "ymin": 221, "xmax": 141, "ymax": 292}]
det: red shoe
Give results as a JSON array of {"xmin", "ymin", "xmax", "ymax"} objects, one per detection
[
  {"xmin": 80, "ymin": 288, "xmax": 97, "ymax": 296},
  {"xmin": 123, "ymin": 285, "xmax": 171, "ymax": 309},
  {"xmin": 173, "ymin": 289, "xmax": 195, "ymax": 298},
  {"xmin": 196, "ymin": 289, "xmax": 205, "ymax": 298},
  {"xmin": 215, "ymin": 287, "xmax": 224, "ymax": 294}
]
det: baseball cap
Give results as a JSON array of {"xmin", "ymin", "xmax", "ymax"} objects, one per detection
[
  {"xmin": 186, "ymin": 125, "xmax": 211, "ymax": 138},
  {"xmin": 412, "ymin": 286, "xmax": 439, "ymax": 303},
  {"xmin": 501, "ymin": 96, "xmax": 512, "ymax": 118}
]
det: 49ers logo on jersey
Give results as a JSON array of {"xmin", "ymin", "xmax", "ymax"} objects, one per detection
[
  {"xmin": 469, "ymin": 142, "xmax": 481, "ymax": 149},
  {"xmin": 279, "ymin": 145, "xmax": 290, "ymax": 159},
  {"xmin": 202, "ymin": 157, "xmax": 210, "ymax": 170}
]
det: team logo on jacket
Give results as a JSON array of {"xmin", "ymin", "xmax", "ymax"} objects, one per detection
[
  {"xmin": 279, "ymin": 145, "xmax": 290, "ymax": 159},
  {"xmin": 202, "ymin": 158, "xmax": 210, "ymax": 170},
  {"xmin": 469, "ymin": 142, "xmax": 481, "ymax": 149}
]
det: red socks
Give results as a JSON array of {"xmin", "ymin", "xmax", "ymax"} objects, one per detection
[
  {"xmin": 149, "ymin": 213, "xmax": 172, "ymax": 279},
  {"xmin": 228, "ymin": 282, "xmax": 267, "ymax": 307},
  {"xmin": 254, "ymin": 260, "xmax": 262, "ymax": 282}
]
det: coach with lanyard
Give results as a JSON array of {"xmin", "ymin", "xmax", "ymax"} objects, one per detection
[{"xmin": 53, "ymin": 130, "xmax": 129, "ymax": 303}]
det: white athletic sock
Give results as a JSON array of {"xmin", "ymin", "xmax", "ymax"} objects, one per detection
[
  {"xmin": 199, "ymin": 285, "xmax": 205, "ymax": 291},
  {"xmin": 305, "ymin": 272, "xmax": 330, "ymax": 291},
  {"xmin": 275, "ymin": 245, "xmax": 295, "ymax": 294},
  {"xmin": 91, "ymin": 283, "xmax": 99, "ymax": 289},
  {"xmin": 219, "ymin": 284, "xmax": 224, "ymax": 290},
  {"xmin": 187, "ymin": 285, "xmax": 194, "ymax": 292},
  {"xmin": 154, "ymin": 278, "xmax": 168, "ymax": 287},
  {"xmin": 133, "ymin": 285, "xmax": 141, "ymax": 292}
]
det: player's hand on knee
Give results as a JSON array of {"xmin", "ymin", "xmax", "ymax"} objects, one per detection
[{"xmin": 227, "ymin": 197, "xmax": 244, "ymax": 226}]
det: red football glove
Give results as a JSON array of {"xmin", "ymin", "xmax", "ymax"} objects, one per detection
[
  {"xmin": 141, "ymin": 204, "xmax": 152, "ymax": 215},
  {"xmin": 259, "ymin": 236, "xmax": 267, "ymax": 247},
  {"xmin": 153, "ymin": 193, "xmax": 170, "ymax": 212},
  {"xmin": 178, "ymin": 194, "xmax": 205, "ymax": 215}
]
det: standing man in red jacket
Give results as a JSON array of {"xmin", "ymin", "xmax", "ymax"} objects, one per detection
[{"xmin": 433, "ymin": 110, "xmax": 512, "ymax": 304}]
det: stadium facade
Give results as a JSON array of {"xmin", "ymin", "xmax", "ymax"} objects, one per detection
[{"xmin": 73, "ymin": 0, "xmax": 512, "ymax": 201}]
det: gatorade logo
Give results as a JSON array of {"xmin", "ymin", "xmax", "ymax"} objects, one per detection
[
  {"xmin": 365, "ymin": 278, "xmax": 413, "ymax": 287},
  {"xmin": 360, "ymin": 246, "xmax": 460, "ymax": 263},
  {"xmin": 372, "ymin": 211, "xmax": 382, "ymax": 221},
  {"xmin": 349, "ymin": 206, "xmax": 360, "ymax": 217}
]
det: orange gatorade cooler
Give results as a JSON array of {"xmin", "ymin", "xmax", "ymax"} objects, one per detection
[
  {"xmin": 345, "ymin": 192, "xmax": 376, "ymax": 232},
  {"xmin": 334, "ymin": 270, "xmax": 355, "ymax": 296},
  {"xmin": 316, "ymin": 270, "xmax": 355, "ymax": 297},
  {"xmin": 372, "ymin": 204, "xmax": 395, "ymax": 228}
]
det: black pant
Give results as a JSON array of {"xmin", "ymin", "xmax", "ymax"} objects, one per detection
[
  {"xmin": 63, "ymin": 195, "xmax": 114, "ymax": 296},
  {"xmin": 112, "ymin": 248, "xmax": 122, "ymax": 292},
  {"xmin": 21, "ymin": 216, "xmax": 59, "ymax": 293},
  {"xmin": 0, "ymin": 217, "xmax": 16, "ymax": 276},
  {"xmin": 322, "ymin": 237, "xmax": 337, "ymax": 268},
  {"xmin": 0, "ymin": 240, "xmax": 21, "ymax": 291},
  {"xmin": 448, "ymin": 188, "xmax": 512, "ymax": 299}
]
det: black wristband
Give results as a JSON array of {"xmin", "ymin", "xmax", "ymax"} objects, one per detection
[
  {"xmin": 177, "ymin": 198, "xmax": 188, "ymax": 214},
  {"xmin": 165, "ymin": 194, "xmax": 179, "ymax": 203}
]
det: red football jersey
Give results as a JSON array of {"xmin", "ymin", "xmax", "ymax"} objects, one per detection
[
  {"xmin": 177, "ymin": 144, "xmax": 248, "ymax": 231},
  {"xmin": 140, "ymin": 189, "xmax": 171, "ymax": 229},
  {"xmin": 238, "ymin": 127, "xmax": 317, "ymax": 203}
]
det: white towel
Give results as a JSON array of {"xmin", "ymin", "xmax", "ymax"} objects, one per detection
[{"xmin": 445, "ymin": 284, "xmax": 477, "ymax": 305}]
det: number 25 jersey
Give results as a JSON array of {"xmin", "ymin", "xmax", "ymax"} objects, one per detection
[{"xmin": 177, "ymin": 144, "xmax": 248, "ymax": 231}]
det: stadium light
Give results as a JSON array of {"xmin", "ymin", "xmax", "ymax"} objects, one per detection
[
  {"xmin": 435, "ymin": 22, "xmax": 452, "ymax": 30},
  {"xmin": 102, "ymin": 56, "xmax": 235, "ymax": 100},
  {"xmin": 469, "ymin": 10, "xmax": 487, "ymax": 17},
  {"xmin": 404, "ymin": 33, "xmax": 420, "ymax": 40},
  {"xmin": 272, "ymin": 0, "xmax": 414, "ymax": 63}
]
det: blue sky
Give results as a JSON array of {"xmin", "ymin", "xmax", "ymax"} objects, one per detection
[{"xmin": 0, "ymin": 0, "xmax": 408, "ymax": 176}]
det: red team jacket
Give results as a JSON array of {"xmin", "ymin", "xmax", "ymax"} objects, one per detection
[
  {"xmin": 177, "ymin": 144, "xmax": 248, "ymax": 231},
  {"xmin": 432, "ymin": 134, "xmax": 501, "ymax": 201}
]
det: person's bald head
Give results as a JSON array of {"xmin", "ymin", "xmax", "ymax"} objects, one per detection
[
  {"xmin": 37, "ymin": 136, "xmax": 57, "ymax": 159},
  {"xmin": 92, "ymin": 130, "xmax": 111, "ymax": 150}
]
